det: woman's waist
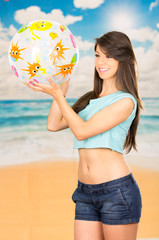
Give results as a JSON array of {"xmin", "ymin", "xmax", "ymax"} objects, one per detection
[
  {"xmin": 78, "ymin": 148, "xmax": 131, "ymax": 184},
  {"xmin": 78, "ymin": 148, "xmax": 124, "ymax": 162},
  {"xmin": 78, "ymin": 165, "xmax": 132, "ymax": 184}
]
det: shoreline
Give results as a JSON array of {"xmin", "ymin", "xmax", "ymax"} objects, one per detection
[{"xmin": 1, "ymin": 154, "xmax": 159, "ymax": 172}]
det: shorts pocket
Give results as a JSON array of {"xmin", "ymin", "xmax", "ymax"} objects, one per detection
[
  {"xmin": 118, "ymin": 182, "xmax": 142, "ymax": 218},
  {"xmin": 99, "ymin": 187, "xmax": 131, "ymax": 213},
  {"xmin": 117, "ymin": 187, "xmax": 130, "ymax": 210}
]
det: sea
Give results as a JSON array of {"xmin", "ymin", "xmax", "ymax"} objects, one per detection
[{"xmin": 0, "ymin": 97, "xmax": 159, "ymax": 167}]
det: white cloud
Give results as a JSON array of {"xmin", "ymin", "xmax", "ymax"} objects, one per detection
[
  {"xmin": 133, "ymin": 45, "xmax": 159, "ymax": 97},
  {"xmin": 149, "ymin": 0, "xmax": 159, "ymax": 11},
  {"xmin": 112, "ymin": 26, "xmax": 159, "ymax": 97},
  {"xmin": 0, "ymin": 22, "xmax": 17, "ymax": 41},
  {"xmin": 135, "ymin": 47, "xmax": 159, "ymax": 73},
  {"xmin": 67, "ymin": 55, "xmax": 94, "ymax": 98},
  {"xmin": 76, "ymin": 36, "xmax": 94, "ymax": 51},
  {"xmin": 0, "ymin": 39, "xmax": 10, "ymax": 55},
  {"xmin": 0, "ymin": 22, "xmax": 17, "ymax": 55},
  {"xmin": 15, "ymin": 6, "xmax": 83, "ymax": 26},
  {"xmin": 125, "ymin": 26, "xmax": 159, "ymax": 97},
  {"xmin": 151, "ymin": 32, "xmax": 159, "ymax": 50},
  {"xmin": 73, "ymin": 0, "xmax": 104, "ymax": 9},
  {"xmin": 8, "ymin": 24, "xmax": 17, "ymax": 37},
  {"xmin": 156, "ymin": 23, "xmax": 159, "ymax": 28},
  {"xmin": 126, "ymin": 27, "xmax": 158, "ymax": 42},
  {"xmin": 126, "ymin": 26, "xmax": 159, "ymax": 52},
  {"xmin": 0, "ymin": 22, "xmax": 7, "ymax": 32}
]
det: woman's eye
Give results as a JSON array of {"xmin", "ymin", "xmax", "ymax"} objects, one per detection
[
  {"xmin": 106, "ymin": 54, "xmax": 112, "ymax": 58},
  {"xmin": 95, "ymin": 54, "xmax": 99, "ymax": 57}
]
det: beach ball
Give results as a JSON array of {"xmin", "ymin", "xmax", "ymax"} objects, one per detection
[{"xmin": 8, "ymin": 19, "xmax": 79, "ymax": 85}]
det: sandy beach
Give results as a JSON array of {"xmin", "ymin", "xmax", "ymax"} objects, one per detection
[{"xmin": 0, "ymin": 158, "xmax": 158, "ymax": 240}]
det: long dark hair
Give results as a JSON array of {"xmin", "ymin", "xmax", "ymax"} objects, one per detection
[{"xmin": 72, "ymin": 31, "xmax": 144, "ymax": 154}]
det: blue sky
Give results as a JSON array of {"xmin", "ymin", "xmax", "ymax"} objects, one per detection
[
  {"xmin": 1, "ymin": 0, "xmax": 158, "ymax": 41},
  {"xmin": 0, "ymin": 0, "xmax": 159, "ymax": 99}
]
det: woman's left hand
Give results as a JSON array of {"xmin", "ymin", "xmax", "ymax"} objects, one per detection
[{"xmin": 26, "ymin": 77, "xmax": 62, "ymax": 99}]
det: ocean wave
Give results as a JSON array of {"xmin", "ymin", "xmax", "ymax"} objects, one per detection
[
  {"xmin": 141, "ymin": 115, "xmax": 159, "ymax": 119},
  {"xmin": 1, "ymin": 114, "xmax": 158, "ymax": 126},
  {"xmin": 0, "ymin": 115, "xmax": 47, "ymax": 127}
]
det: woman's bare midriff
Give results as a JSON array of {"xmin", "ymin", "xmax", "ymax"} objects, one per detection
[{"xmin": 78, "ymin": 148, "xmax": 132, "ymax": 184}]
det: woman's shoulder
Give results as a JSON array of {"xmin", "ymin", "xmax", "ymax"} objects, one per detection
[
  {"xmin": 119, "ymin": 91, "xmax": 137, "ymax": 104},
  {"xmin": 116, "ymin": 91, "xmax": 137, "ymax": 115}
]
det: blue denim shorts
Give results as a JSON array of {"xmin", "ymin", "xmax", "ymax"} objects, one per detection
[{"xmin": 72, "ymin": 173, "xmax": 142, "ymax": 225}]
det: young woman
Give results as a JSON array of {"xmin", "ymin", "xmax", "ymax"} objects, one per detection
[{"xmin": 27, "ymin": 31, "xmax": 144, "ymax": 240}]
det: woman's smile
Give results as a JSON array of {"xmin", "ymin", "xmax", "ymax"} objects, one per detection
[{"xmin": 98, "ymin": 67, "xmax": 110, "ymax": 73}]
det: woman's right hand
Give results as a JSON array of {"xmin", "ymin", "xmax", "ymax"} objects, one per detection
[
  {"xmin": 59, "ymin": 78, "xmax": 70, "ymax": 97},
  {"xmin": 26, "ymin": 77, "xmax": 70, "ymax": 98}
]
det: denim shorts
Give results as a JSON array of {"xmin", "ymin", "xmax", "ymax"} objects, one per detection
[{"xmin": 72, "ymin": 173, "xmax": 142, "ymax": 225}]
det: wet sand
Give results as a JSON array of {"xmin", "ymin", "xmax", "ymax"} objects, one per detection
[{"xmin": 0, "ymin": 159, "xmax": 158, "ymax": 239}]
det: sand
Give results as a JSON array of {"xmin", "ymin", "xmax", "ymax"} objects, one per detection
[{"xmin": 0, "ymin": 158, "xmax": 158, "ymax": 240}]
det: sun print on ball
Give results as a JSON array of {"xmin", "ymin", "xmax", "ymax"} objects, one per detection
[
  {"xmin": 49, "ymin": 39, "xmax": 70, "ymax": 65},
  {"xmin": 9, "ymin": 41, "xmax": 27, "ymax": 62},
  {"xmin": 52, "ymin": 63, "xmax": 75, "ymax": 79},
  {"xmin": 21, "ymin": 62, "xmax": 41, "ymax": 79}
]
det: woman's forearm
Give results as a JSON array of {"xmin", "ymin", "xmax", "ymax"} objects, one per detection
[
  {"xmin": 47, "ymin": 79, "xmax": 70, "ymax": 131},
  {"xmin": 54, "ymin": 92, "xmax": 86, "ymax": 140},
  {"xmin": 47, "ymin": 98, "xmax": 65, "ymax": 131},
  {"xmin": 26, "ymin": 78, "xmax": 82, "ymax": 133}
]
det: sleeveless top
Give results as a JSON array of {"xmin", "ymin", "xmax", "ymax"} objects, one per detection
[{"xmin": 73, "ymin": 90, "xmax": 137, "ymax": 154}]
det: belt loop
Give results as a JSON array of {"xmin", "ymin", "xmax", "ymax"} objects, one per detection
[
  {"xmin": 130, "ymin": 174, "xmax": 136, "ymax": 184},
  {"xmin": 103, "ymin": 184, "xmax": 108, "ymax": 194}
]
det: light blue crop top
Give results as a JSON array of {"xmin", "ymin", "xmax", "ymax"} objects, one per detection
[{"xmin": 73, "ymin": 90, "xmax": 137, "ymax": 154}]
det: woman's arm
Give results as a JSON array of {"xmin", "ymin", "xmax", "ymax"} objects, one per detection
[
  {"xmin": 54, "ymin": 92, "xmax": 134, "ymax": 140},
  {"xmin": 26, "ymin": 78, "xmax": 70, "ymax": 132},
  {"xmin": 47, "ymin": 98, "xmax": 69, "ymax": 131},
  {"xmin": 47, "ymin": 79, "xmax": 70, "ymax": 131},
  {"xmin": 27, "ymin": 78, "xmax": 134, "ymax": 140},
  {"xmin": 26, "ymin": 78, "xmax": 86, "ymax": 139}
]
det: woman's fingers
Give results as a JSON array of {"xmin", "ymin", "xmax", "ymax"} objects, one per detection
[
  {"xmin": 26, "ymin": 81, "xmax": 44, "ymax": 92},
  {"xmin": 29, "ymin": 79, "xmax": 53, "ymax": 91},
  {"xmin": 26, "ymin": 78, "xmax": 61, "ymax": 97},
  {"xmin": 47, "ymin": 77, "xmax": 59, "ymax": 88},
  {"xmin": 47, "ymin": 78, "xmax": 61, "ymax": 93},
  {"xmin": 47, "ymin": 76, "xmax": 52, "ymax": 83},
  {"xmin": 30, "ymin": 79, "xmax": 47, "ymax": 89}
]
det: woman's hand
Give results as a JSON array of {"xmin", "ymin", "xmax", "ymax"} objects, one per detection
[
  {"xmin": 59, "ymin": 78, "xmax": 70, "ymax": 96},
  {"xmin": 26, "ymin": 77, "xmax": 70, "ymax": 98}
]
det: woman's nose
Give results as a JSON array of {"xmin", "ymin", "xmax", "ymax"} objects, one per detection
[{"xmin": 98, "ymin": 56, "xmax": 107, "ymax": 65}]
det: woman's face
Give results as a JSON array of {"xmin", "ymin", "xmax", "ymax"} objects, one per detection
[{"xmin": 95, "ymin": 45, "xmax": 119, "ymax": 81}]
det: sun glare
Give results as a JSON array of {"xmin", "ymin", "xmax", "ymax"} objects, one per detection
[{"xmin": 110, "ymin": 11, "xmax": 135, "ymax": 31}]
